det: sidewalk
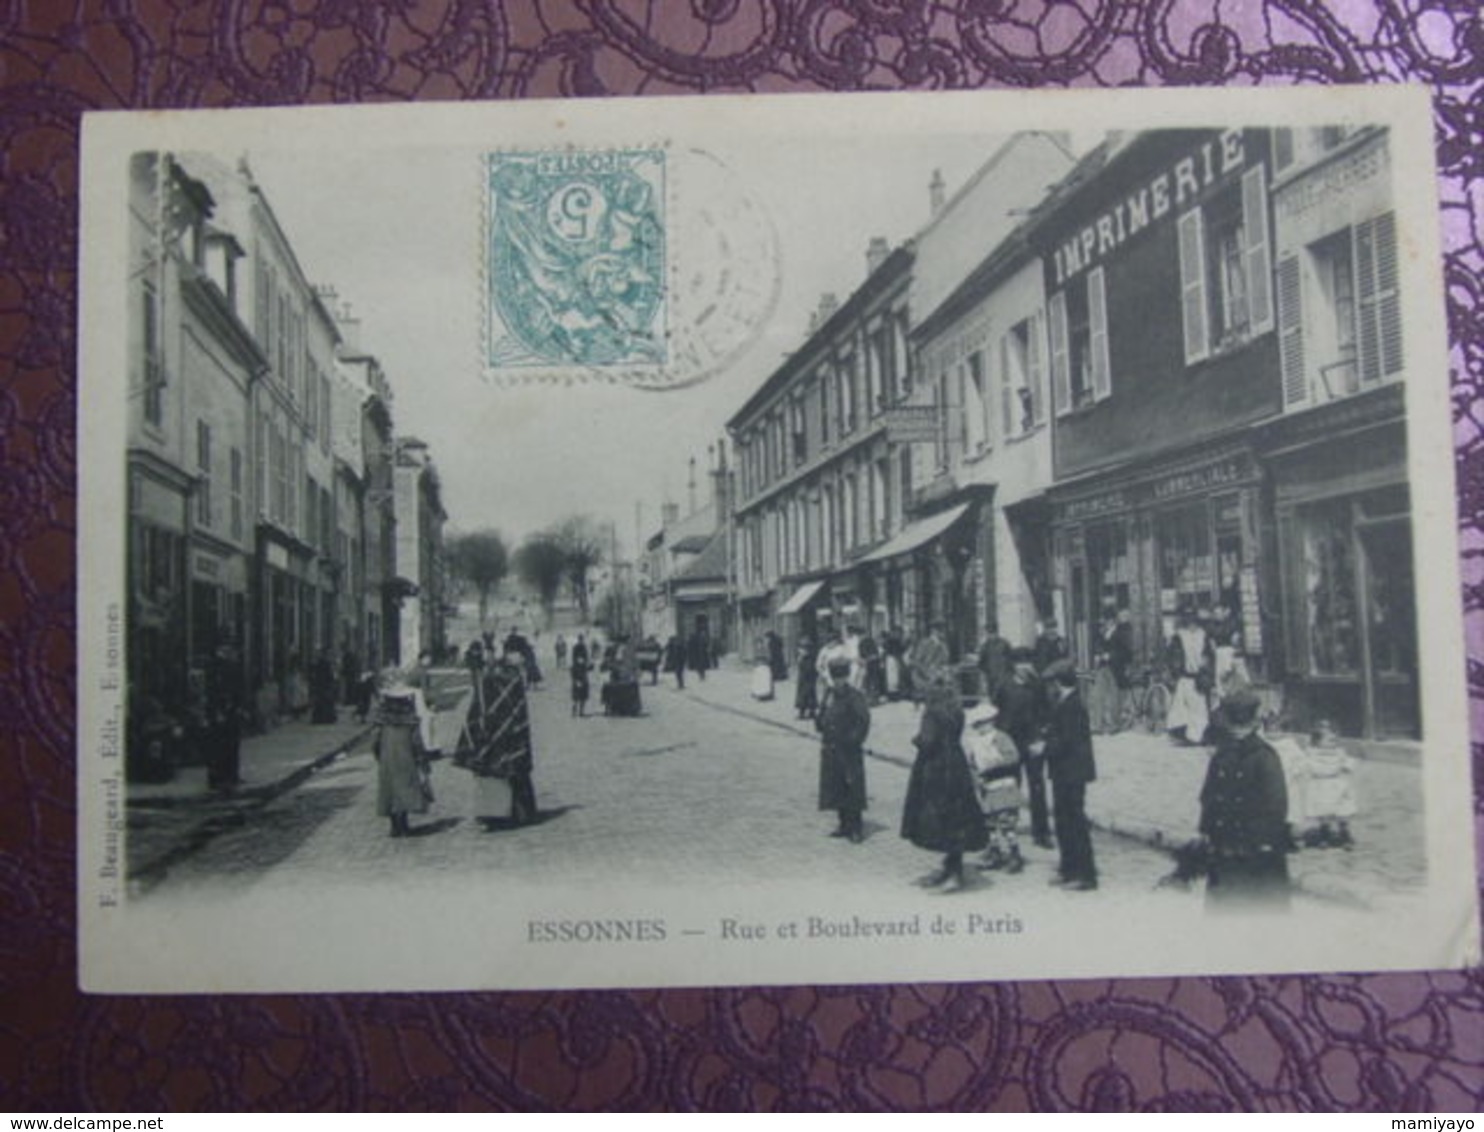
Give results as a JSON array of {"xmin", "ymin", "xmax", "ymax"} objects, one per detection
[
  {"xmin": 128, "ymin": 715, "xmax": 372, "ymax": 807},
  {"xmin": 126, "ymin": 713, "xmax": 372, "ymax": 886},
  {"xmin": 686, "ymin": 660, "xmax": 1426, "ymax": 909}
]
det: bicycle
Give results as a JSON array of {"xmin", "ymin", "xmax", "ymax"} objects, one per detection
[{"xmin": 1119, "ymin": 664, "xmax": 1173, "ymax": 734}]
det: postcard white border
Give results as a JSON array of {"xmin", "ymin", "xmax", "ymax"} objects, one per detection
[{"xmin": 78, "ymin": 85, "xmax": 1479, "ymax": 993}]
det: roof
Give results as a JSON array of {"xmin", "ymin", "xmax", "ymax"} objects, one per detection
[
  {"xmin": 673, "ymin": 532, "xmax": 728, "ymax": 583},
  {"xmin": 726, "ymin": 243, "xmax": 914, "ymax": 431}
]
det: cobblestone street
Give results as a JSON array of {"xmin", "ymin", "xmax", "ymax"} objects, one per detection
[{"xmin": 138, "ymin": 672, "xmax": 1188, "ymax": 914}]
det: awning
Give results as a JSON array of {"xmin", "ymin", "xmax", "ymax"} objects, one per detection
[
  {"xmin": 856, "ymin": 503, "xmax": 972, "ymax": 566},
  {"xmin": 778, "ymin": 579, "xmax": 826, "ymax": 615}
]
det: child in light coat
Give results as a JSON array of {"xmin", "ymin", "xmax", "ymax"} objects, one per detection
[{"xmin": 1303, "ymin": 720, "xmax": 1357, "ymax": 848}]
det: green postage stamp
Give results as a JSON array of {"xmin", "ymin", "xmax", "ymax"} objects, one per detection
[{"xmin": 486, "ymin": 148, "xmax": 669, "ymax": 373}]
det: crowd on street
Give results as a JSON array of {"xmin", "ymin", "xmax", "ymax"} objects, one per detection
[{"xmin": 351, "ymin": 607, "xmax": 1364, "ymax": 913}]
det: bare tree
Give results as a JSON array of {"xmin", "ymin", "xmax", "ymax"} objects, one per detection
[
  {"xmin": 515, "ymin": 533, "xmax": 567, "ymax": 625},
  {"xmin": 446, "ymin": 529, "xmax": 509, "ymax": 630},
  {"xmin": 554, "ymin": 515, "xmax": 607, "ymax": 621}
]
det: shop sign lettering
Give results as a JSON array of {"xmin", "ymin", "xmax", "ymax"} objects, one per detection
[
  {"xmin": 1052, "ymin": 130, "xmax": 1247, "ymax": 287},
  {"xmin": 1151, "ymin": 457, "xmax": 1247, "ymax": 501}
]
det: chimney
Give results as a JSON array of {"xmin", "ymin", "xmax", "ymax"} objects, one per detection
[
  {"xmin": 816, "ymin": 291, "xmax": 839, "ymax": 325},
  {"xmin": 929, "ymin": 168, "xmax": 946, "ymax": 216},
  {"xmin": 866, "ymin": 236, "xmax": 890, "ymax": 276}
]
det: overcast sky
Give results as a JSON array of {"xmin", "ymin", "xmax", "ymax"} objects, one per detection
[{"xmin": 249, "ymin": 132, "xmax": 999, "ymax": 559}]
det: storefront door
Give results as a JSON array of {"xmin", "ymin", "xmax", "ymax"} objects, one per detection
[{"xmin": 1356, "ymin": 517, "xmax": 1418, "ymax": 738}]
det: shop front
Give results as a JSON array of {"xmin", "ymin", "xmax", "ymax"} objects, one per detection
[
  {"xmin": 1262, "ymin": 385, "xmax": 1416, "ymax": 739},
  {"xmin": 1049, "ymin": 443, "xmax": 1268, "ymax": 677}
]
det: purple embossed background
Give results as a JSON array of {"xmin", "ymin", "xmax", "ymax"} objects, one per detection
[{"xmin": 2, "ymin": 0, "xmax": 1481, "ymax": 1112}]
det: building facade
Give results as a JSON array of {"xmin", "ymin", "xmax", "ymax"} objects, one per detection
[
  {"xmin": 729, "ymin": 239, "xmax": 914, "ymax": 656},
  {"xmin": 1259, "ymin": 125, "xmax": 1415, "ymax": 738},
  {"xmin": 1034, "ymin": 130, "xmax": 1281, "ymax": 683}
]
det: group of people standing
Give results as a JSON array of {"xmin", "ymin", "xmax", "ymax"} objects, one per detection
[{"xmin": 810, "ymin": 618, "xmax": 1099, "ymax": 896}]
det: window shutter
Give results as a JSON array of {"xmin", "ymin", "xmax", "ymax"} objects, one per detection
[
  {"xmin": 1049, "ymin": 291, "xmax": 1071, "ymax": 417},
  {"xmin": 1030, "ymin": 311, "xmax": 1045, "ymax": 424},
  {"xmin": 999, "ymin": 335, "xmax": 1013, "ymax": 437},
  {"xmin": 1356, "ymin": 218, "xmax": 1381, "ymax": 384},
  {"xmin": 1357, "ymin": 211, "xmax": 1403, "ymax": 379},
  {"xmin": 1242, "ymin": 164, "xmax": 1274, "ymax": 333},
  {"xmin": 1088, "ymin": 266, "xmax": 1111, "ymax": 401},
  {"xmin": 1277, "ymin": 253, "xmax": 1307, "ymax": 408},
  {"xmin": 1178, "ymin": 207, "xmax": 1209, "ymax": 364},
  {"xmin": 1274, "ymin": 129, "xmax": 1294, "ymax": 172}
]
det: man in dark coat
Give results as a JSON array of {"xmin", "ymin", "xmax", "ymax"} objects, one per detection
[
  {"xmin": 1042, "ymin": 660, "xmax": 1098, "ymax": 890},
  {"xmin": 1199, "ymin": 689, "xmax": 1290, "ymax": 910},
  {"xmin": 995, "ymin": 648, "xmax": 1052, "ymax": 849},
  {"xmin": 203, "ymin": 639, "xmax": 244, "ymax": 791},
  {"xmin": 663, "ymin": 633, "xmax": 686, "ymax": 690},
  {"xmin": 977, "ymin": 623, "xmax": 1012, "ymax": 704},
  {"xmin": 766, "ymin": 630, "xmax": 788, "ymax": 683},
  {"xmin": 1033, "ymin": 618, "xmax": 1070, "ymax": 676},
  {"xmin": 816, "ymin": 657, "xmax": 871, "ymax": 843},
  {"xmin": 686, "ymin": 625, "xmax": 712, "ymax": 682}
]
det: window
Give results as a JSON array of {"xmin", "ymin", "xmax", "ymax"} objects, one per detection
[
  {"xmin": 1049, "ymin": 265, "xmax": 1110, "ymax": 415},
  {"xmin": 898, "ymin": 447, "xmax": 913, "ymax": 518},
  {"xmin": 791, "ymin": 395, "xmax": 807, "ymax": 466},
  {"xmin": 320, "ymin": 373, "xmax": 332, "ymax": 454},
  {"xmin": 873, "ymin": 457, "xmax": 890, "ymax": 541},
  {"xmin": 844, "ymin": 474, "xmax": 858, "ymax": 551},
  {"xmin": 1300, "ymin": 499, "xmax": 1360, "ymax": 676},
  {"xmin": 142, "ymin": 281, "xmax": 163, "ymax": 426},
  {"xmin": 1001, "ymin": 314, "xmax": 1046, "ymax": 438},
  {"xmin": 195, "ymin": 420, "xmax": 213, "ymax": 528},
  {"xmin": 230, "ymin": 448, "xmax": 243, "ymax": 541},
  {"xmin": 819, "ymin": 373, "xmax": 832, "ymax": 447},
  {"xmin": 1279, "ymin": 212, "xmax": 1402, "ymax": 409},
  {"xmin": 935, "ymin": 367, "xmax": 951, "ymax": 470},
  {"xmin": 1156, "ymin": 503, "xmax": 1214, "ymax": 618},
  {"xmin": 961, "ymin": 349, "xmax": 991, "ymax": 455},
  {"xmin": 1177, "ymin": 163, "xmax": 1273, "ymax": 364},
  {"xmin": 894, "ymin": 313, "xmax": 910, "ymax": 399}
]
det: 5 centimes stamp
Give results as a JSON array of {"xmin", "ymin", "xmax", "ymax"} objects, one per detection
[
  {"xmin": 483, "ymin": 144, "xmax": 780, "ymax": 389},
  {"xmin": 486, "ymin": 147, "xmax": 669, "ymax": 373}
]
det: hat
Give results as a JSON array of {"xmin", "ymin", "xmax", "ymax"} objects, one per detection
[
  {"xmin": 1009, "ymin": 646, "xmax": 1036, "ymax": 665},
  {"xmin": 1220, "ymin": 687, "xmax": 1262, "ymax": 725},
  {"xmin": 827, "ymin": 658, "xmax": 852, "ymax": 678}
]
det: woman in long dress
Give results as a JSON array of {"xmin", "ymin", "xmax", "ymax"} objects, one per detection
[
  {"xmin": 374, "ymin": 684, "xmax": 431, "ymax": 838},
  {"xmin": 900, "ymin": 677, "xmax": 988, "ymax": 892},
  {"xmin": 1165, "ymin": 610, "xmax": 1212, "ymax": 745}
]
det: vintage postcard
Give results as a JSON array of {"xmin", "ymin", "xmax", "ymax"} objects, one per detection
[{"xmin": 78, "ymin": 86, "xmax": 1478, "ymax": 993}]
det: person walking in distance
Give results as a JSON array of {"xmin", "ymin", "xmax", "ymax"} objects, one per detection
[
  {"xmin": 1042, "ymin": 660, "xmax": 1098, "ymax": 891},
  {"xmin": 569, "ymin": 634, "xmax": 591, "ymax": 717},
  {"xmin": 816, "ymin": 657, "xmax": 871, "ymax": 843},
  {"xmin": 664, "ymin": 633, "xmax": 686, "ymax": 690},
  {"xmin": 687, "ymin": 623, "xmax": 712, "ymax": 683}
]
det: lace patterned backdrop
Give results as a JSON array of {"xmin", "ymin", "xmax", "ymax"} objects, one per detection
[{"xmin": 2, "ymin": 0, "xmax": 1481, "ymax": 1112}]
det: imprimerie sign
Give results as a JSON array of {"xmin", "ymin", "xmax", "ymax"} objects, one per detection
[{"xmin": 1051, "ymin": 128, "xmax": 1248, "ymax": 287}]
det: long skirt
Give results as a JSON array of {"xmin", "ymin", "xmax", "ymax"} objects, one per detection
[
  {"xmin": 1086, "ymin": 667, "xmax": 1121, "ymax": 734},
  {"xmin": 1167, "ymin": 676, "xmax": 1209, "ymax": 738},
  {"xmin": 751, "ymin": 664, "xmax": 775, "ymax": 701},
  {"xmin": 900, "ymin": 745, "xmax": 988, "ymax": 854},
  {"xmin": 376, "ymin": 726, "xmax": 430, "ymax": 817},
  {"xmin": 885, "ymin": 656, "xmax": 902, "ymax": 698}
]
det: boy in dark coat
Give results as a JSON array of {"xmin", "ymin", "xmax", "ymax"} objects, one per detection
[
  {"xmin": 1042, "ymin": 660, "xmax": 1098, "ymax": 891},
  {"xmin": 1199, "ymin": 689, "xmax": 1290, "ymax": 910}
]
